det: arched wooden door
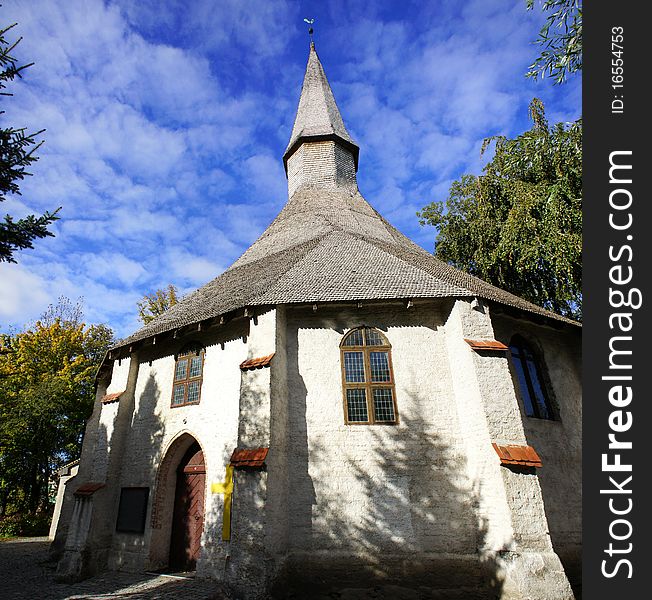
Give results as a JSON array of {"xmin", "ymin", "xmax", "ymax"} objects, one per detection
[{"xmin": 169, "ymin": 442, "xmax": 205, "ymax": 571}]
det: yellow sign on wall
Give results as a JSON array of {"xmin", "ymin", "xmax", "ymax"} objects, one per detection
[{"xmin": 211, "ymin": 464, "xmax": 234, "ymax": 541}]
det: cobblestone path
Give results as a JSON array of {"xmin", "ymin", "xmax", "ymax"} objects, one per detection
[
  {"xmin": 2, "ymin": 537, "xmax": 573, "ymax": 600},
  {"xmin": 0, "ymin": 538, "xmax": 231, "ymax": 600}
]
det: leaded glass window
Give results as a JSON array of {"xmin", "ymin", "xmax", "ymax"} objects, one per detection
[
  {"xmin": 189, "ymin": 356, "xmax": 202, "ymax": 378},
  {"xmin": 369, "ymin": 352, "xmax": 391, "ymax": 382},
  {"xmin": 175, "ymin": 359, "xmax": 187, "ymax": 381},
  {"xmin": 372, "ymin": 388, "xmax": 395, "ymax": 422},
  {"xmin": 346, "ymin": 389, "xmax": 369, "ymax": 422},
  {"xmin": 172, "ymin": 385, "xmax": 185, "ymax": 405},
  {"xmin": 509, "ymin": 336, "xmax": 555, "ymax": 420},
  {"xmin": 365, "ymin": 329, "xmax": 385, "ymax": 346},
  {"xmin": 187, "ymin": 381, "xmax": 201, "ymax": 403},
  {"xmin": 342, "ymin": 328, "xmax": 364, "ymax": 347},
  {"xmin": 170, "ymin": 344, "xmax": 205, "ymax": 407},
  {"xmin": 340, "ymin": 327, "xmax": 398, "ymax": 424},
  {"xmin": 344, "ymin": 352, "xmax": 365, "ymax": 382}
]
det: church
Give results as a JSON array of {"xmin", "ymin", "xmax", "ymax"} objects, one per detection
[{"xmin": 53, "ymin": 43, "xmax": 581, "ymax": 599}]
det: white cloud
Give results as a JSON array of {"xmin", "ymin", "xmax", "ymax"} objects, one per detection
[
  {"xmin": 241, "ymin": 154, "xmax": 287, "ymax": 201},
  {"xmin": 167, "ymin": 250, "xmax": 223, "ymax": 287},
  {"xmin": 1, "ymin": 0, "xmax": 580, "ymax": 339},
  {"xmin": 78, "ymin": 253, "xmax": 148, "ymax": 286},
  {"xmin": 0, "ymin": 265, "xmax": 51, "ymax": 325}
]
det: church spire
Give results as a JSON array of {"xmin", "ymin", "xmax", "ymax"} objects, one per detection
[{"xmin": 283, "ymin": 43, "xmax": 360, "ymax": 195}]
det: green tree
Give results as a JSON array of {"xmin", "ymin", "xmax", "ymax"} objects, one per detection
[
  {"xmin": 137, "ymin": 284, "xmax": 180, "ymax": 324},
  {"xmin": 0, "ymin": 298, "xmax": 113, "ymax": 517},
  {"xmin": 1, "ymin": 22, "xmax": 59, "ymax": 263},
  {"xmin": 418, "ymin": 99, "xmax": 582, "ymax": 320},
  {"xmin": 526, "ymin": 0, "xmax": 582, "ymax": 84}
]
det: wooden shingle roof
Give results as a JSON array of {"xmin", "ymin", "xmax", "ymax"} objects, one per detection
[
  {"xmin": 283, "ymin": 43, "xmax": 359, "ymax": 170},
  {"xmin": 111, "ymin": 45, "xmax": 578, "ymax": 353}
]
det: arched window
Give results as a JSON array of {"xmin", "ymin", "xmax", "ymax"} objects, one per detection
[
  {"xmin": 509, "ymin": 335, "xmax": 555, "ymax": 420},
  {"xmin": 340, "ymin": 327, "xmax": 398, "ymax": 424},
  {"xmin": 171, "ymin": 343, "xmax": 205, "ymax": 407}
]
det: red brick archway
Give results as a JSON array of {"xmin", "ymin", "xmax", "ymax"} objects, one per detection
[{"xmin": 148, "ymin": 432, "xmax": 206, "ymax": 572}]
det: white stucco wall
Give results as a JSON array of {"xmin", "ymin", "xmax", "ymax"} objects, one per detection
[
  {"xmin": 71, "ymin": 357, "xmax": 133, "ymax": 488},
  {"xmin": 49, "ymin": 463, "xmax": 79, "ymax": 540},
  {"xmin": 443, "ymin": 299, "xmax": 517, "ymax": 553},
  {"xmin": 271, "ymin": 300, "xmax": 575, "ymax": 599},
  {"xmin": 91, "ymin": 402, "xmax": 119, "ymax": 482},
  {"xmin": 104, "ymin": 315, "xmax": 255, "ymax": 574},
  {"xmin": 106, "ymin": 359, "xmax": 131, "ymax": 395},
  {"xmin": 493, "ymin": 313, "xmax": 582, "ymax": 584},
  {"xmin": 283, "ymin": 302, "xmax": 478, "ymax": 560},
  {"xmin": 444, "ymin": 300, "xmax": 573, "ymax": 599},
  {"xmin": 60, "ymin": 300, "xmax": 579, "ymax": 598}
]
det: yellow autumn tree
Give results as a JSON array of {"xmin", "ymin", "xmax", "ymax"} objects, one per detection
[
  {"xmin": 0, "ymin": 299, "xmax": 113, "ymax": 524},
  {"xmin": 137, "ymin": 284, "xmax": 180, "ymax": 324}
]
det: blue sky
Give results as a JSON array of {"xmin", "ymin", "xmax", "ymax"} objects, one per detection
[{"xmin": 1, "ymin": 0, "xmax": 581, "ymax": 339}]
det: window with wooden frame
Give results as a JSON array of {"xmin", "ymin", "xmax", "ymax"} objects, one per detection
[
  {"xmin": 508, "ymin": 335, "xmax": 555, "ymax": 420},
  {"xmin": 340, "ymin": 327, "xmax": 398, "ymax": 424},
  {"xmin": 171, "ymin": 344, "xmax": 205, "ymax": 407}
]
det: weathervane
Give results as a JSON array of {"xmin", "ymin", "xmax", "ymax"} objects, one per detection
[{"xmin": 304, "ymin": 18, "xmax": 315, "ymax": 44}]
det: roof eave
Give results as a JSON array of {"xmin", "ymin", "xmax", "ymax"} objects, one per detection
[{"xmin": 108, "ymin": 295, "xmax": 578, "ymax": 362}]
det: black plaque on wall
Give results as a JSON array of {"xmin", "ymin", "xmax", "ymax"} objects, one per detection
[{"xmin": 115, "ymin": 487, "xmax": 149, "ymax": 534}]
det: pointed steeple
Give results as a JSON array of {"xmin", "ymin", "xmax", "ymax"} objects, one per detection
[
  {"xmin": 113, "ymin": 42, "xmax": 577, "ymax": 351},
  {"xmin": 283, "ymin": 44, "xmax": 360, "ymax": 194}
]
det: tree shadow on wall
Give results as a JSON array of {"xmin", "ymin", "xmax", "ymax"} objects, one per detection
[
  {"xmin": 106, "ymin": 371, "xmax": 168, "ymax": 569},
  {"xmin": 273, "ymin": 329, "xmax": 504, "ymax": 600},
  {"xmin": 53, "ymin": 369, "xmax": 167, "ymax": 582},
  {"xmin": 150, "ymin": 322, "xmax": 251, "ymax": 583}
]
